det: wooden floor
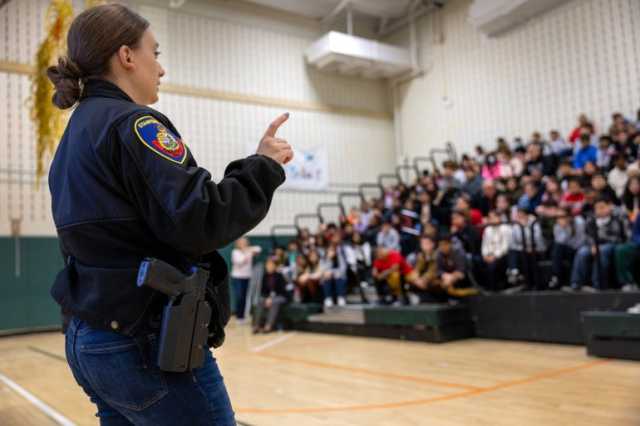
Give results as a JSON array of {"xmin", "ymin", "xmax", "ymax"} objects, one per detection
[{"xmin": 0, "ymin": 320, "xmax": 639, "ymax": 425}]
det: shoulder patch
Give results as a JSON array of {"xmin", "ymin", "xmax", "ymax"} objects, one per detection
[{"xmin": 133, "ymin": 115, "xmax": 188, "ymax": 165}]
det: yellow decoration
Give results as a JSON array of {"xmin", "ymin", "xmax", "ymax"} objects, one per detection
[
  {"xmin": 29, "ymin": 0, "xmax": 74, "ymax": 182},
  {"xmin": 84, "ymin": 0, "xmax": 106, "ymax": 7}
]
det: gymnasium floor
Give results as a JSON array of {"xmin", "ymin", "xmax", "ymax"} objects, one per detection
[{"xmin": 0, "ymin": 321, "xmax": 638, "ymax": 426}]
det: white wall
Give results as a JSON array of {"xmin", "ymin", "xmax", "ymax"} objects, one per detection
[
  {"xmin": 0, "ymin": 0, "xmax": 395, "ymax": 236},
  {"xmin": 391, "ymin": 0, "xmax": 640, "ymax": 161}
]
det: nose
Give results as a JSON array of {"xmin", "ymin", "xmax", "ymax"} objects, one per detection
[{"xmin": 159, "ymin": 66, "xmax": 166, "ymax": 78}]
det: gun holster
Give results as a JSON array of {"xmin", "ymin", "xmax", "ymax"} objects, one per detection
[{"xmin": 137, "ymin": 259, "xmax": 211, "ymax": 372}]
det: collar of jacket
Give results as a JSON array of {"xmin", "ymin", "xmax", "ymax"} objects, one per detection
[{"xmin": 82, "ymin": 78, "xmax": 134, "ymax": 103}]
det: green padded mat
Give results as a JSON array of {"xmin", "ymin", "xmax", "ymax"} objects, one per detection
[
  {"xmin": 582, "ymin": 311, "xmax": 640, "ymax": 339},
  {"xmin": 280, "ymin": 303, "xmax": 323, "ymax": 324},
  {"xmin": 364, "ymin": 304, "xmax": 471, "ymax": 327}
]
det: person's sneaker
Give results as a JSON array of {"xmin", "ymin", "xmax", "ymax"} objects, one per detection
[
  {"xmin": 562, "ymin": 285, "xmax": 578, "ymax": 292},
  {"xmin": 622, "ymin": 283, "xmax": 640, "ymax": 292},
  {"xmin": 507, "ymin": 269, "xmax": 520, "ymax": 285},
  {"xmin": 337, "ymin": 296, "xmax": 347, "ymax": 307},
  {"xmin": 627, "ymin": 303, "xmax": 640, "ymax": 314},
  {"xmin": 581, "ymin": 286, "xmax": 599, "ymax": 293},
  {"xmin": 408, "ymin": 293, "xmax": 421, "ymax": 305},
  {"xmin": 548, "ymin": 276, "xmax": 559, "ymax": 289},
  {"xmin": 324, "ymin": 297, "xmax": 334, "ymax": 308}
]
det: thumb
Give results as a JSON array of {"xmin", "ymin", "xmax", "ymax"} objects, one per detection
[{"xmin": 264, "ymin": 112, "xmax": 290, "ymax": 138}]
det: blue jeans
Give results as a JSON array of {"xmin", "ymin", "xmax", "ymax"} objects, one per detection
[
  {"xmin": 231, "ymin": 278, "xmax": 249, "ymax": 319},
  {"xmin": 570, "ymin": 244, "xmax": 616, "ymax": 289},
  {"xmin": 321, "ymin": 276, "xmax": 347, "ymax": 300},
  {"xmin": 551, "ymin": 243, "xmax": 576, "ymax": 283},
  {"xmin": 65, "ymin": 317, "xmax": 235, "ymax": 425}
]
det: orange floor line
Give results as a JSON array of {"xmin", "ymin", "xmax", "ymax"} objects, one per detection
[
  {"xmin": 237, "ymin": 358, "xmax": 610, "ymax": 414},
  {"xmin": 255, "ymin": 352, "xmax": 482, "ymax": 391}
]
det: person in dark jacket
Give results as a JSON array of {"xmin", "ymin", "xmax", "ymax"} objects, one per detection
[
  {"xmin": 46, "ymin": 4, "xmax": 291, "ymax": 425},
  {"xmin": 253, "ymin": 257, "xmax": 289, "ymax": 333},
  {"xmin": 450, "ymin": 209, "xmax": 481, "ymax": 255},
  {"xmin": 568, "ymin": 196, "xmax": 628, "ymax": 291}
]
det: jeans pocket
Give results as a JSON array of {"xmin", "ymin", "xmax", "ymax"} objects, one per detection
[{"xmin": 79, "ymin": 335, "xmax": 169, "ymax": 412}]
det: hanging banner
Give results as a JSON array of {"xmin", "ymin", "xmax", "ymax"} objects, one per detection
[
  {"xmin": 282, "ymin": 145, "xmax": 329, "ymax": 191},
  {"xmin": 245, "ymin": 144, "xmax": 329, "ymax": 191}
]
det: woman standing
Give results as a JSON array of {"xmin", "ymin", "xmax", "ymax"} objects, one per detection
[
  {"xmin": 47, "ymin": 4, "xmax": 292, "ymax": 424},
  {"xmin": 230, "ymin": 237, "xmax": 262, "ymax": 323}
]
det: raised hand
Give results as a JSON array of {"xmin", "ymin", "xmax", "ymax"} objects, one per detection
[{"xmin": 256, "ymin": 113, "xmax": 294, "ymax": 165}]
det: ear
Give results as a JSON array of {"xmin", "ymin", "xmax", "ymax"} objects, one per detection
[{"xmin": 115, "ymin": 45, "xmax": 136, "ymax": 71}]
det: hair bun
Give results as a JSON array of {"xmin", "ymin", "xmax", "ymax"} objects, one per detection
[
  {"xmin": 57, "ymin": 56, "xmax": 83, "ymax": 79},
  {"xmin": 46, "ymin": 56, "xmax": 84, "ymax": 109}
]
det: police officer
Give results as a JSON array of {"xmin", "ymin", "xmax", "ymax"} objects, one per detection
[{"xmin": 47, "ymin": 4, "xmax": 292, "ymax": 425}]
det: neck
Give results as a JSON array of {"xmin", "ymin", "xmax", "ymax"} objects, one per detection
[{"xmin": 104, "ymin": 74, "xmax": 143, "ymax": 105}]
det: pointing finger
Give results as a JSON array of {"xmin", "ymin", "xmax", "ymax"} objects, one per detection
[{"xmin": 264, "ymin": 112, "xmax": 289, "ymax": 138}]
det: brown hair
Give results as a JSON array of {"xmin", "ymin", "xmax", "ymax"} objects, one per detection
[{"xmin": 47, "ymin": 4, "xmax": 149, "ymax": 109}]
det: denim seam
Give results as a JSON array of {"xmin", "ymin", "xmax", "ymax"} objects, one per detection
[
  {"xmin": 79, "ymin": 342, "xmax": 138, "ymax": 354},
  {"xmin": 99, "ymin": 384, "xmax": 169, "ymax": 412},
  {"xmin": 74, "ymin": 331, "xmax": 169, "ymax": 412},
  {"xmin": 191, "ymin": 372, "xmax": 217, "ymax": 419}
]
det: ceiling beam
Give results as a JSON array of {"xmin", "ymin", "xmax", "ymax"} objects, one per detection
[
  {"xmin": 136, "ymin": 0, "xmax": 322, "ymax": 30},
  {"xmin": 379, "ymin": 0, "xmax": 436, "ymax": 37},
  {"xmin": 321, "ymin": 0, "xmax": 351, "ymax": 27}
]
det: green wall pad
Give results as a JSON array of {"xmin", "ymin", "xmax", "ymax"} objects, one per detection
[{"xmin": 0, "ymin": 237, "xmax": 64, "ymax": 333}]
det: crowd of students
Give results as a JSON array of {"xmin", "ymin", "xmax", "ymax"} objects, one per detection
[{"xmin": 243, "ymin": 109, "xmax": 640, "ymax": 331}]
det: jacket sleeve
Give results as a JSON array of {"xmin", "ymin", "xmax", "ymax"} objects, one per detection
[
  {"xmin": 114, "ymin": 112, "xmax": 286, "ymax": 257},
  {"xmin": 495, "ymin": 225, "xmax": 510, "ymax": 258},
  {"xmin": 481, "ymin": 228, "xmax": 491, "ymax": 258},
  {"xmin": 533, "ymin": 223, "xmax": 546, "ymax": 252}
]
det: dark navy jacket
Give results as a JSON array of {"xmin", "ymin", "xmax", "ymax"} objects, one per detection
[{"xmin": 49, "ymin": 79, "xmax": 285, "ymax": 336}]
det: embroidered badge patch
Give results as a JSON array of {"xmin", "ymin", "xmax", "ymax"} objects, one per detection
[{"xmin": 133, "ymin": 115, "xmax": 187, "ymax": 165}]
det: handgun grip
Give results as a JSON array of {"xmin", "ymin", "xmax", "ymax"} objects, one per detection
[{"xmin": 137, "ymin": 258, "xmax": 185, "ymax": 297}]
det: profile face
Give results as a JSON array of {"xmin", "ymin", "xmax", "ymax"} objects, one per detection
[{"xmin": 131, "ymin": 29, "xmax": 165, "ymax": 105}]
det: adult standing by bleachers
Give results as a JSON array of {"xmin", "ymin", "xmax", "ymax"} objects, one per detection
[{"xmin": 231, "ymin": 237, "xmax": 262, "ymax": 323}]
